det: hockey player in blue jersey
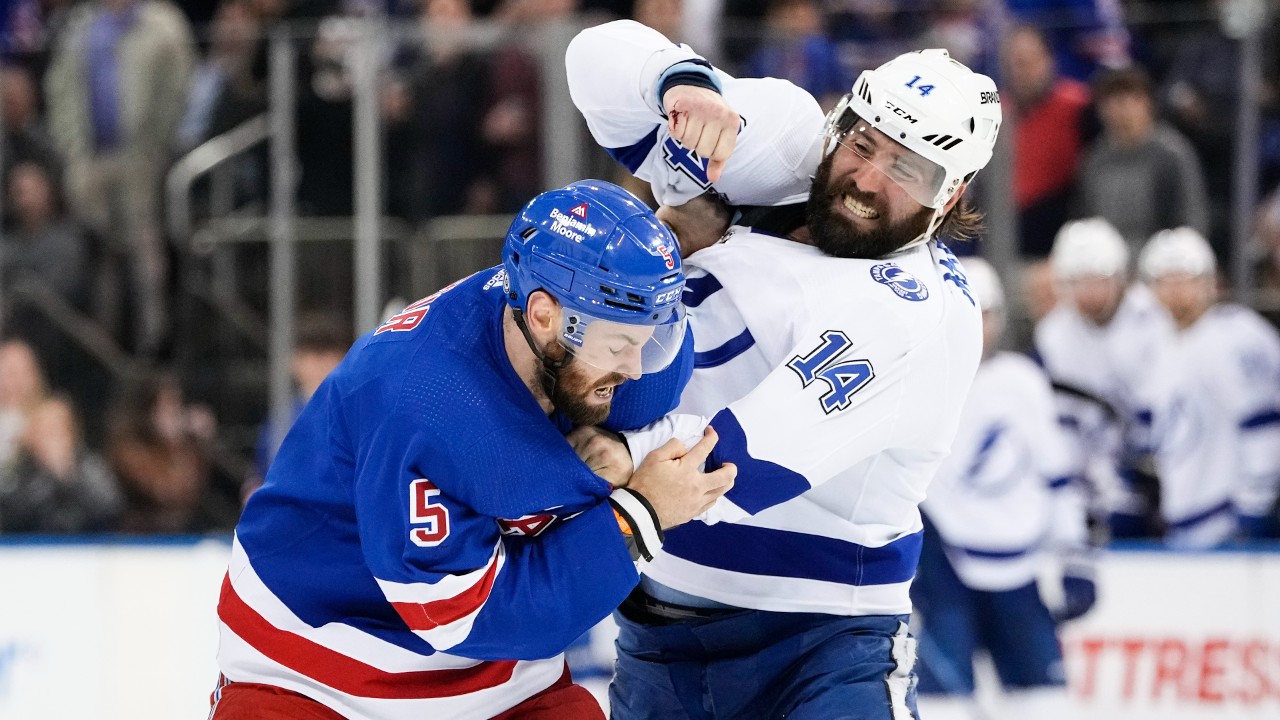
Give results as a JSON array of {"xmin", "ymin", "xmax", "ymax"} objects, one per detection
[
  {"xmin": 209, "ymin": 180, "xmax": 737, "ymax": 720},
  {"xmin": 567, "ymin": 21, "xmax": 1001, "ymax": 720}
]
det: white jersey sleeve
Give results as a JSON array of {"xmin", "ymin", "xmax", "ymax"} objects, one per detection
[{"xmin": 566, "ymin": 20, "xmax": 824, "ymax": 207}]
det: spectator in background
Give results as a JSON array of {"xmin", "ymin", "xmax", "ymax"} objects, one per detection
[
  {"xmin": 385, "ymin": 0, "xmax": 495, "ymax": 221},
  {"xmin": 0, "ymin": 64, "xmax": 61, "ymax": 192},
  {"xmin": 917, "ymin": 0, "xmax": 1004, "ymax": 78},
  {"xmin": 1003, "ymin": 24, "xmax": 1090, "ymax": 260},
  {"xmin": 1255, "ymin": 186, "xmax": 1280, "ymax": 309},
  {"xmin": 251, "ymin": 316, "xmax": 350, "ymax": 485},
  {"xmin": 824, "ymin": 0, "xmax": 930, "ymax": 73},
  {"xmin": 295, "ymin": 7, "xmax": 361, "ymax": 216},
  {"xmin": 1076, "ymin": 65, "xmax": 1209, "ymax": 257},
  {"xmin": 177, "ymin": 0, "xmax": 266, "ymax": 152},
  {"xmin": 744, "ymin": 0, "xmax": 846, "ymax": 111},
  {"xmin": 44, "ymin": 0, "xmax": 195, "ymax": 358},
  {"xmin": 631, "ymin": 0, "xmax": 682, "ymax": 43},
  {"xmin": 1005, "ymin": 0, "xmax": 1129, "ymax": 82},
  {"xmin": 1159, "ymin": 0, "xmax": 1253, "ymax": 259},
  {"xmin": 4, "ymin": 161, "xmax": 89, "ymax": 309},
  {"xmin": 2, "ymin": 161, "xmax": 103, "ymax": 419},
  {"xmin": 0, "ymin": 339, "xmax": 48, "ymax": 469},
  {"xmin": 2, "ymin": 0, "xmax": 79, "ymax": 77},
  {"xmin": 0, "ymin": 395, "xmax": 121, "ymax": 533},
  {"xmin": 484, "ymin": 0, "xmax": 564, "ymax": 212},
  {"xmin": 1139, "ymin": 228, "xmax": 1280, "ymax": 545},
  {"xmin": 106, "ymin": 372, "xmax": 218, "ymax": 533}
]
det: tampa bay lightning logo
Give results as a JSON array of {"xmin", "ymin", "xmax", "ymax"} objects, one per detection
[{"xmin": 870, "ymin": 263, "xmax": 929, "ymax": 302}]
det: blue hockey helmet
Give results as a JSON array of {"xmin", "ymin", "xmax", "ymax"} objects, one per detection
[{"xmin": 502, "ymin": 180, "xmax": 687, "ymax": 376}]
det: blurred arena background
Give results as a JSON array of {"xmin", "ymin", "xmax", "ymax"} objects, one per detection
[{"xmin": 0, "ymin": 0, "xmax": 1278, "ymax": 717}]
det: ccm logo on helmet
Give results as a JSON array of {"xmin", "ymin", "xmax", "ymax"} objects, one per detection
[
  {"xmin": 885, "ymin": 101, "xmax": 918, "ymax": 124},
  {"xmin": 655, "ymin": 288, "xmax": 681, "ymax": 305},
  {"xmin": 980, "ymin": 91, "xmax": 1000, "ymax": 105}
]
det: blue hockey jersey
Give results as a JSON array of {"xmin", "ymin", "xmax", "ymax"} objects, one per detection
[{"xmin": 216, "ymin": 267, "xmax": 692, "ymax": 719}]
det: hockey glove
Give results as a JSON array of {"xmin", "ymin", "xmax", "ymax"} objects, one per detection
[{"xmin": 1055, "ymin": 553, "xmax": 1098, "ymax": 623}]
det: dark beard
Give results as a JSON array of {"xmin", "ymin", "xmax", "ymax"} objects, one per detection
[
  {"xmin": 538, "ymin": 342, "xmax": 627, "ymax": 426},
  {"xmin": 806, "ymin": 152, "xmax": 935, "ymax": 259}
]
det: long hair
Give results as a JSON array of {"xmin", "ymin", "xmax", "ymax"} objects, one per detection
[{"xmin": 936, "ymin": 194, "xmax": 985, "ymax": 241}]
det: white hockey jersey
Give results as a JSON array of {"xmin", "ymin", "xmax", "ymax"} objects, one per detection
[
  {"xmin": 566, "ymin": 20, "xmax": 825, "ymax": 208},
  {"xmin": 1147, "ymin": 303, "xmax": 1280, "ymax": 547},
  {"xmin": 625, "ymin": 231, "xmax": 983, "ymax": 616},
  {"xmin": 1033, "ymin": 284, "xmax": 1176, "ymax": 517},
  {"xmin": 922, "ymin": 352, "xmax": 1088, "ymax": 591}
]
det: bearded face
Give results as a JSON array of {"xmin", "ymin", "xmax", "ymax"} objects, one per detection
[
  {"xmin": 537, "ymin": 341, "xmax": 629, "ymax": 426},
  {"xmin": 806, "ymin": 149, "xmax": 935, "ymax": 259}
]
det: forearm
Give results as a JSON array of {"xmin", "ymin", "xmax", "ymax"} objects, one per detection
[
  {"xmin": 565, "ymin": 20, "xmax": 718, "ymax": 149},
  {"xmin": 442, "ymin": 502, "xmax": 643, "ymax": 660}
]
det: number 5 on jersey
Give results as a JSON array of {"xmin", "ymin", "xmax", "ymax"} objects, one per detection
[
  {"xmin": 787, "ymin": 330, "xmax": 875, "ymax": 414},
  {"xmin": 409, "ymin": 479, "xmax": 450, "ymax": 547}
]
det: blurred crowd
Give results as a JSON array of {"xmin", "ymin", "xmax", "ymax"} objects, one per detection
[{"xmin": 0, "ymin": 0, "xmax": 1279, "ymax": 537}]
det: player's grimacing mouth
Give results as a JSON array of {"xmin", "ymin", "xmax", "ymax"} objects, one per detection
[{"xmin": 841, "ymin": 194, "xmax": 880, "ymax": 220}]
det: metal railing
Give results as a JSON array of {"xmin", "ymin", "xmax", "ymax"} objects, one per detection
[{"xmin": 165, "ymin": 114, "xmax": 271, "ymax": 245}]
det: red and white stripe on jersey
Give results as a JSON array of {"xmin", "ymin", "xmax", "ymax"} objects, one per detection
[
  {"xmin": 376, "ymin": 543, "xmax": 506, "ymax": 650},
  {"xmin": 217, "ymin": 536, "xmax": 563, "ymax": 720}
]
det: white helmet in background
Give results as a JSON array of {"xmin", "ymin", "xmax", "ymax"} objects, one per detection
[
  {"xmin": 1050, "ymin": 218, "xmax": 1129, "ymax": 280},
  {"xmin": 960, "ymin": 256, "xmax": 1005, "ymax": 313},
  {"xmin": 825, "ymin": 48, "xmax": 1003, "ymax": 210},
  {"xmin": 1138, "ymin": 227, "xmax": 1216, "ymax": 279}
]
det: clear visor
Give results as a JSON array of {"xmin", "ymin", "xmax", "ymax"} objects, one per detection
[
  {"xmin": 560, "ymin": 305, "xmax": 687, "ymax": 378},
  {"xmin": 827, "ymin": 102, "xmax": 948, "ymax": 209}
]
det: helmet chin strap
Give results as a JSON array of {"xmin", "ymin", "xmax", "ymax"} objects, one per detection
[
  {"xmin": 900, "ymin": 205, "xmax": 947, "ymax": 251},
  {"xmin": 512, "ymin": 306, "xmax": 574, "ymax": 402}
]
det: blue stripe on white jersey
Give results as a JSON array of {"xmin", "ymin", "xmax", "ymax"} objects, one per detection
[
  {"xmin": 683, "ymin": 273, "xmax": 724, "ymax": 307},
  {"xmin": 663, "ymin": 523, "xmax": 922, "ymax": 586},
  {"xmin": 706, "ymin": 408, "xmax": 809, "ymax": 513},
  {"xmin": 606, "ymin": 126, "xmax": 660, "ymax": 173},
  {"xmin": 1240, "ymin": 408, "xmax": 1280, "ymax": 430},
  {"xmin": 693, "ymin": 329, "xmax": 756, "ymax": 369}
]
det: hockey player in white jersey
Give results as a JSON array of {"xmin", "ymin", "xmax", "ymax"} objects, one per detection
[
  {"xmin": 913, "ymin": 258, "xmax": 1095, "ymax": 720},
  {"xmin": 1139, "ymin": 227, "xmax": 1280, "ymax": 546},
  {"xmin": 1034, "ymin": 217, "xmax": 1176, "ymax": 538},
  {"xmin": 567, "ymin": 20, "xmax": 1001, "ymax": 719}
]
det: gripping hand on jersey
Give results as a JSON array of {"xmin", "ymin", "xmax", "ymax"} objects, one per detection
[
  {"xmin": 566, "ymin": 425, "xmax": 633, "ymax": 488},
  {"xmin": 663, "ymin": 85, "xmax": 739, "ymax": 183},
  {"xmin": 628, "ymin": 426, "xmax": 736, "ymax": 529}
]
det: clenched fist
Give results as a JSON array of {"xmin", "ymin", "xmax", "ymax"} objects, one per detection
[{"xmin": 663, "ymin": 85, "xmax": 740, "ymax": 183}]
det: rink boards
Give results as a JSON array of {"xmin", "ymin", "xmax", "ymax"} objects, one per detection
[{"xmin": 0, "ymin": 538, "xmax": 1276, "ymax": 719}]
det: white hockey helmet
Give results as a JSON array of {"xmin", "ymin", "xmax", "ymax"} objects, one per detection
[
  {"xmin": 1138, "ymin": 226, "xmax": 1216, "ymax": 279},
  {"xmin": 960, "ymin": 257, "xmax": 1005, "ymax": 312},
  {"xmin": 1050, "ymin": 218, "xmax": 1129, "ymax": 280},
  {"xmin": 825, "ymin": 48, "xmax": 1002, "ymax": 209}
]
